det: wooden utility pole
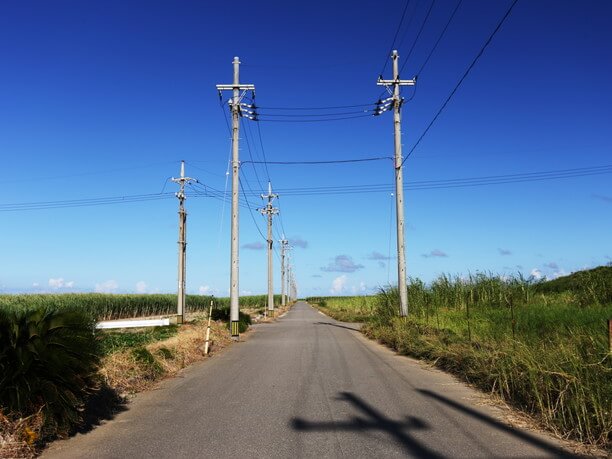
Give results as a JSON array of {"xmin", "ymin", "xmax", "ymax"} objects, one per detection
[
  {"xmin": 172, "ymin": 160, "xmax": 195, "ymax": 324},
  {"xmin": 216, "ymin": 57, "xmax": 255, "ymax": 339},
  {"xmin": 377, "ymin": 50, "xmax": 416, "ymax": 317},
  {"xmin": 280, "ymin": 238, "xmax": 288, "ymax": 307},
  {"xmin": 259, "ymin": 182, "xmax": 278, "ymax": 317}
]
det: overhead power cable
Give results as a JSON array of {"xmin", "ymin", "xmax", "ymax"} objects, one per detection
[
  {"xmin": 398, "ymin": 0, "xmax": 437, "ymax": 71},
  {"xmin": 255, "ymin": 114, "xmax": 373, "ymax": 123},
  {"xmin": 0, "ymin": 192, "xmax": 174, "ymax": 212},
  {"xmin": 253, "ymin": 103, "xmax": 375, "ymax": 111},
  {"xmin": 403, "ymin": 0, "xmax": 519, "ymax": 164},
  {"xmin": 380, "ymin": 0, "xmax": 414, "ymax": 77},
  {"xmin": 243, "ymin": 156, "xmax": 391, "ymax": 166},
  {"xmin": 238, "ymin": 164, "xmax": 612, "ymax": 197},
  {"xmin": 413, "ymin": 0, "xmax": 464, "ymax": 78}
]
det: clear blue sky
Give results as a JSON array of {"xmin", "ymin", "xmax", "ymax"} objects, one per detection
[{"xmin": 1, "ymin": 0, "xmax": 610, "ymax": 297}]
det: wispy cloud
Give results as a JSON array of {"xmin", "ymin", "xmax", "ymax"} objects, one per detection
[
  {"xmin": 378, "ymin": 261, "xmax": 386, "ymax": 268},
  {"xmin": 242, "ymin": 241, "xmax": 265, "ymax": 250},
  {"xmin": 592, "ymin": 194, "xmax": 612, "ymax": 204},
  {"xmin": 498, "ymin": 248, "xmax": 512, "ymax": 256},
  {"xmin": 421, "ymin": 249, "xmax": 448, "ymax": 258},
  {"xmin": 367, "ymin": 251, "xmax": 390, "ymax": 261},
  {"xmin": 199, "ymin": 285, "xmax": 217, "ymax": 295},
  {"xmin": 48, "ymin": 278, "xmax": 75, "ymax": 289},
  {"xmin": 321, "ymin": 255, "xmax": 364, "ymax": 273},
  {"xmin": 95, "ymin": 280, "xmax": 118, "ymax": 293},
  {"xmin": 311, "ymin": 274, "xmax": 322, "ymax": 278},
  {"xmin": 544, "ymin": 262, "xmax": 559, "ymax": 270},
  {"xmin": 289, "ymin": 237, "xmax": 308, "ymax": 249},
  {"xmin": 330, "ymin": 275, "xmax": 347, "ymax": 294}
]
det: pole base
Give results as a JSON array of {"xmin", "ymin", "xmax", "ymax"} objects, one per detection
[{"xmin": 230, "ymin": 320, "xmax": 240, "ymax": 339}]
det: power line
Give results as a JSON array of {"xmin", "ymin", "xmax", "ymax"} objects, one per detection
[
  {"xmin": 380, "ymin": 0, "xmax": 414, "ymax": 77},
  {"xmin": 242, "ymin": 156, "xmax": 391, "ymax": 166},
  {"xmin": 237, "ymin": 164, "xmax": 612, "ymax": 196},
  {"xmin": 414, "ymin": 0, "xmax": 463, "ymax": 77},
  {"xmin": 254, "ymin": 121, "xmax": 271, "ymax": 182},
  {"xmin": 403, "ymin": 0, "xmax": 519, "ymax": 164},
  {"xmin": 0, "ymin": 192, "xmax": 174, "ymax": 212},
  {"xmin": 398, "ymin": 0, "xmax": 437, "ymax": 73},
  {"xmin": 254, "ymin": 110, "xmax": 372, "ymax": 117},
  {"xmin": 253, "ymin": 103, "xmax": 374, "ymax": 111},
  {"xmin": 238, "ymin": 177, "xmax": 267, "ymax": 241},
  {"xmin": 255, "ymin": 114, "xmax": 373, "ymax": 123}
]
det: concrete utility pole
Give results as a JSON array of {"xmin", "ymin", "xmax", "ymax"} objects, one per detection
[
  {"xmin": 377, "ymin": 50, "xmax": 416, "ymax": 317},
  {"xmin": 280, "ymin": 238, "xmax": 288, "ymax": 307},
  {"xmin": 259, "ymin": 182, "xmax": 278, "ymax": 317},
  {"xmin": 172, "ymin": 160, "xmax": 195, "ymax": 324},
  {"xmin": 216, "ymin": 57, "xmax": 255, "ymax": 339}
]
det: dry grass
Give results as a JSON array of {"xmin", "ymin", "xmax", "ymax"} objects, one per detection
[
  {"xmin": 0, "ymin": 411, "xmax": 43, "ymax": 459},
  {"xmin": 101, "ymin": 316, "xmax": 234, "ymax": 395},
  {"xmin": 1, "ymin": 315, "xmax": 236, "ymax": 458}
]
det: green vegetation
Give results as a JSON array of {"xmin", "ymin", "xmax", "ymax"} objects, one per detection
[
  {"xmin": 307, "ymin": 267, "xmax": 612, "ymax": 449},
  {"xmin": 0, "ymin": 306, "xmax": 100, "ymax": 436},
  {"xmin": 98, "ymin": 325, "xmax": 179, "ymax": 355},
  {"xmin": 0, "ymin": 293, "xmax": 272, "ymax": 321},
  {"xmin": 0, "ymin": 293, "xmax": 257, "ymax": 446}
]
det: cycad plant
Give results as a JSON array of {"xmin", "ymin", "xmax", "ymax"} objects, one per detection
[{"xmin": 0, "ymin": 306, "xmax": 100, "ymax": 435}]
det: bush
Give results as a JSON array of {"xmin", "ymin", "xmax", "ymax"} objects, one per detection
[
  {"xmin": 0, "ymin": 306, "xmax": 100, "ymax": 435},
  {"xmin": 211, "ymin": 307, "xmax": 251, "ymax": 333}
]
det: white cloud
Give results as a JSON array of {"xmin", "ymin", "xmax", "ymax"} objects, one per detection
[
  {"xmin": 95, "ymin": 280, "xmax": 119, "ymax": 293},
  {"xmin": 530, "ymin": 268, "xmax": 543, "ymax": 280},
  {"xmin": 199, "ymin": 285, "xmax": 213, "ymax": 295},
  {"xmin": 48, "ymin": 278, "xmax": 75, "ymax": 289},
  {"xmin": 32, "ymin": 282, "xmax": 39, "ymax": 287},
  {"xmin": 241, "ymin": 289, "xmax": 253, "ymax": 295},
  {"xmin": 135, "ymin": 281, "xmax": 147, "ymax": 294},
  {"xmin": 330, "ymin": 275, "xmax": 347, "ymax": 294}
]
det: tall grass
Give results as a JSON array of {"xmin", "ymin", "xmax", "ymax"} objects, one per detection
[
  {"xmin": 0, "ymin": 294, "xmax": 280, "ymax": 321},
  {"xmin": 309, "ymin": 272, "xmax": 612, "ymax": 448}
]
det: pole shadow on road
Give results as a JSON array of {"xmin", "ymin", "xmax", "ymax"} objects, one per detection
[
  {"xmin": 417, "ymin": 389, "xmax": 576, "ymax": 458},
  {"xmin": 314, "ymin": 321, "xmax": 361, "ymax": 332},
  {"xmin": 290, "ymin": 391, "xmax": 445, "ymax": 458}
]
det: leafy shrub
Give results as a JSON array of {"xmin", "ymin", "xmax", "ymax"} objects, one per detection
[
  {"xmin": 211, "ymin": 307, "xmax": 251, "ymax": 333},
  {"xmin": 0, "ymin": 306, "xmax": 100, "ymax": 435}
]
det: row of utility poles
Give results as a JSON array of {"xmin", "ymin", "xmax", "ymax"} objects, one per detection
[
  {"xmin": 171, "ymin": 159, "xmax": 296, "ymax": 330},
  {"xmin": 172, "ymin": 49, "xmax": 412, "ymax": 336}
]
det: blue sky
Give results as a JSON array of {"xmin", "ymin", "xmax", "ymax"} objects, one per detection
[{"xmin": 0, "ymin": 0, "xmax": 610, "ymax": 297}]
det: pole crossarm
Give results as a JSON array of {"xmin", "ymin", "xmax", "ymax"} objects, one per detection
[
  {"xmin": 216, "ymin": 84, "xmax": 255, "ymax": 91},
  {"xmin": 377, "ymin": 78, "xmax": 416, "ymax": 86}
]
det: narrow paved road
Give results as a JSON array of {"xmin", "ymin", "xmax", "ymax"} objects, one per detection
[{"xmin": 45, "ymin": 302, "xmax": 575, "ymax": 458}]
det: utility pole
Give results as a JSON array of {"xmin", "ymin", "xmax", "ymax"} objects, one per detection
[
  {"xmin": 259, "ymin": 182, "xmax": 278, "ymax": 317},
  {"xmin": 216, "ymin": 57, "xmax": 255, "ymax": 339},
  {"xmin": 172, "ymin": 160, "xmax": 195, "ymax": 324},
  {"xmin": 280, "ymin": 237, "xmax": 288, "ymax": 307},
  {"xmin": 377, "ymin": 50, "xmax": 416, "ymax": 317}
]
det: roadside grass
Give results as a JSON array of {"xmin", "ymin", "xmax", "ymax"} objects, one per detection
[
  {"xmin": 306, "ymin": 269, "xmax": 612, "ymax": 450},
  {"xmin": 0, "ymin": 294, "xmax": 281, "ymax": 321},
  {"xmin": 0, "ymin": 294, "xmax": 260, "ymax": 458}
]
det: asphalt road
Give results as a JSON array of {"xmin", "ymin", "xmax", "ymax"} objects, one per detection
[{"xmin": 44, "ymin": 302, "xmax": 576, "ymax": 458}]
